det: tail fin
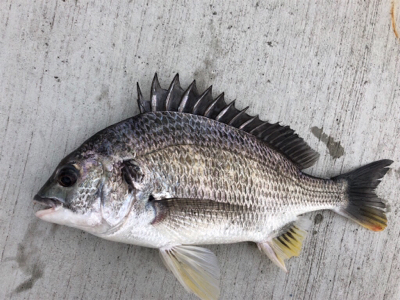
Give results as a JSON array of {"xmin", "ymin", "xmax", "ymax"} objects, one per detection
[{"xmin": 333, "ymin": 159, "xmax": 393, "ymax": 232}]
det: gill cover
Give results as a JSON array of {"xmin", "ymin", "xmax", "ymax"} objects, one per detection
[{"xmin": 100, "ymin": 160, "xmax": 144, "ymax": 230}]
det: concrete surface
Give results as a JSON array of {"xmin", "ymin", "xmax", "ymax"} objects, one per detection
[{"xmin": 1, "ymin": 1, "xmax": 399, "ymax": 299}]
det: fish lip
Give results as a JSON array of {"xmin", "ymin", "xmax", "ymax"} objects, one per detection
[{"xmin": 33, "ymin": 194, "xmax": 64, "ymax": 208}]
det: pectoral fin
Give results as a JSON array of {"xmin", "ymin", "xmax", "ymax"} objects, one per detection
[
  {"xmin": 159, "ymin": 245, "xmax": 220, "ymax": 300},
  {"xmin": 258, "ymin": 218, "xmax": 310, "ymax": 272}
]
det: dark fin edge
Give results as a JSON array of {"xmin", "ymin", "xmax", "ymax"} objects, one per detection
[
  {"xmin": 332, "ymin": 159, "xmax": 393, "ymax": 232},
  {"xmin": 137, "ymin": 73, "xmax": 320, "ymax": 170}
]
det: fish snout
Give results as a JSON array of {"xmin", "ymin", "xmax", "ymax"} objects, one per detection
[{"xmin": 33, "ymin": 194, "xmax": 64, "ymax": 208}]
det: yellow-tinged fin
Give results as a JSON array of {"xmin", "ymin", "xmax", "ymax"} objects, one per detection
[
  {"xmin": 332, "ymin": 159, "xmax": 393, "ymax": 232},
  {"xmin": 159, "ymin": 245, "xmax": 220, "ymax": 300},
  {"xmin": 258, "ymin": 219, "xmax": 310, "ymax": 272}
]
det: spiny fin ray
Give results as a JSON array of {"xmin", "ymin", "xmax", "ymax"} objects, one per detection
[
  {"xmin": 151, "ymin": 73, "xmax": 168, "ymax": 111},
  {"xmin": 165, "ymin": 74, "xmax": 184, "ymax": 111},
  {"xmin": 193, "ymin": 86, "xmax": 213, "ymax": 115},
  {"xmin": 204, "ymin": 93, "xmax": 227, "ymax": 119},
  {"xmin": 178, "ymin": 80, "xmax": 199, "ymax": 113},
  {"xmin": 136, "ymin": 83, "xmax": 150, "ymax": 114},
  {"xmin": 138, "ymin": 74, "xmax": 320, "ymax": 170}
]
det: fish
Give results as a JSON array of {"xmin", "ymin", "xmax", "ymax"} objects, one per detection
[{"xmin": 33, "ymin": 74, "xmax": 393, "ymax": 300}]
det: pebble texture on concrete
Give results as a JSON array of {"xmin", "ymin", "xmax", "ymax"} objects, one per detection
[{"xmin": 0, "ymin": 1, "xmax": 399, "ymax": 299}]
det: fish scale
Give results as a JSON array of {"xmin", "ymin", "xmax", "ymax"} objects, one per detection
[
  {"xmin": 138, "ymin": 143, "xmax": 342, "ymax": 243},
  {"xmin": 34, "ymin": 74, "xmax": 392, "ymax": 300}
]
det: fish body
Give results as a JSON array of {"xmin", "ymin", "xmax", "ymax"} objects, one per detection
[
  {"xmin": 94, "ymin": 111, "xmax": 341, "ymax": 247},
  {"xmin": 34, "ymin": 74, "xmax": 392, "ymax": 300}
]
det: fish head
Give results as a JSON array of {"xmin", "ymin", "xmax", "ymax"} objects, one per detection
[{"xmin": 33, "ymin": 151, "xmax": 119, "ymax": 235}]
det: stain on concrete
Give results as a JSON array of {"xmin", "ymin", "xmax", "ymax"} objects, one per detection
[
  {"xmin": 16, "ymin": 244, "xmax": 27, "ymax": 267},
  {"xmin": 314, "ymin": 213, "xmax": 324, "ymax": 225},
  {"xmin": 11, "ymin": 221, "xmax": 46, "ymax": 294},
  {"xmin": 97, "ymin": 85, "xmax": 109, "ymax": 102},
  {"xmin": 14, "ymin": 262, "xmax": 44, "ymax": 293},
  {"xmin": 193, "ymin": 19, "xmax": 222, "ymax": 86},
  {"xmin": 311, "ymin": 126, "xmax": 345, "ymax": 159}
]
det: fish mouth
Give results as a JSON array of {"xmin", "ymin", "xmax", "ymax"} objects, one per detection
[{"xmin": 33, "ymin": 194, "xmax": 64, "ymax": 217}]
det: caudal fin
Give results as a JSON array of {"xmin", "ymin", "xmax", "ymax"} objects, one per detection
[{"xmin": 333, "ymin": 159, "xmax": 393, "ymax": 232}]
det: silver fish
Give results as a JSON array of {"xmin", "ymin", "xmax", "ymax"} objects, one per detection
[{"xmin": 34, "ymin": 74, "xmax": 392, "ymax": 300}]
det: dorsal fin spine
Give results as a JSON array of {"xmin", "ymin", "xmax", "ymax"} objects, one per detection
[
  {"xmin": 178, "ymin": 80, "xmax": 196, "ymax": 112},
  {"xmin": 250, "ymin": 122, "xmax": 270, "ymax": 135},
  {"xmin": 193, "ymin": 86, "xmax": 213, "ymax": 115},
  {"xmin": 165, "ymin": 74, "xmax": 181, "ymax": 111},
  {"xmin": 137, "ymin": 74, "xmax": 320, "ymax": 170},
  {"xmin": 239, "ymin": 115, "xmax": 259, "ymax": 130},
  {"xmin": 151, "ymin": 73, "xmax": 161, "ymax": 112},
  {"xmin": 204, "ymin": 93, "xmax": 225, "ymax": 118},
  {"xmin": 228, "ymin": 106, "xmax": 249, "ymax": 126},
  {"xmin": 216, "ymin": 101, "xmax": 235, "ymax": 121},
  {"xmin": 137, "ymin": 82, "xmax": 145, "ymax": 113}
]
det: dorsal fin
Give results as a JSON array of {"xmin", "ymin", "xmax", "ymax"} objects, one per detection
[
  {"xmin": 193, "ymin": 86, "xmax": 213, "ymax": 115},
  {"xmin": 165, "ymin": 74, "xmax": 185, "ymax": 111},
  {"xmin": 137, "ymin": 74, "xmax": 319, "ymax": 170},
  {"xmin": 204, "ymin": 93, "xmax": 227, "ymax": 119},
  {"xmin": 178, "ymin": 80, "xmax": 199, "ymax": 113},
  {"xmin": 150, "ymin": 73, "xmax": 168, "ymax": 111},
  {"xmin": 137, "ymin": 83, "xmax": 150, "ymax": 113}
]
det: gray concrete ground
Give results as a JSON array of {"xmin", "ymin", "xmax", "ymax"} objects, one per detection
[{"xmin": 1, "ymin": 1, "xmax": 399, "ymax": 299}]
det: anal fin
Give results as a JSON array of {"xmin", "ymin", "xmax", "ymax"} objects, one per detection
[
  {"xmin": 160, "ymin": 245, "xmax": 220, "ymax": 300},
  {"xmin": 258, "ymin": 219, "xmax": 310, "ymax": 272}
]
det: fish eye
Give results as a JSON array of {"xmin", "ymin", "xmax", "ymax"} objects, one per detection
[{"xmin": 57, "ymin": 166, "xmax": 78, "ymax": 187}]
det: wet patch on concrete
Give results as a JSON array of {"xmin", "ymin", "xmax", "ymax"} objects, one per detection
[
  {"xmin": 11, "ymin": 221, "xmax": 45, "ymax": 294},
  {"xmin": 311, "ymin": 126, "xmax": 345, "ymax": 159},
  {"xmin": 193, "ymin": 17, "xmax": 223, "ymax": 86},
  {"xmin": 14, "ymin": 261, "xmax": 44, "ymax": 293},
  {"xmin": 96, "ymin": 85, "xmax": 109, "ymax": 102}
]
